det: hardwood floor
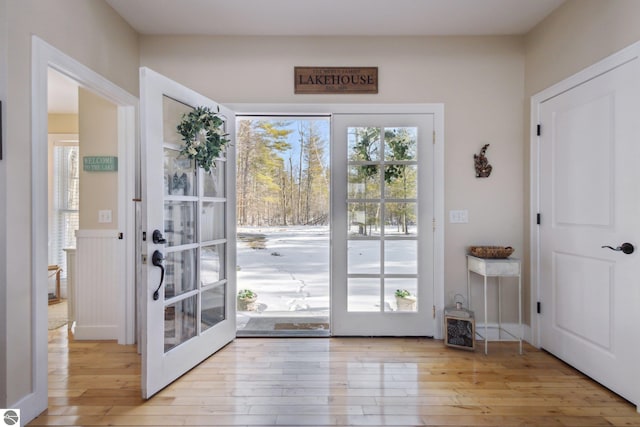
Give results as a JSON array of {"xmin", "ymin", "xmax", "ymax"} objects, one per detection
[{"xmin": 29, "ymin": 327, "xmax": 640, "ymax": 426}]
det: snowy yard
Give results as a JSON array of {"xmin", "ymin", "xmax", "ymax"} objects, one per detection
[
  {"xmin": 236, "ymin": 225, "xmax": 419, "ymax": 321},
  {"xmin": 236, "ymin": 226, "xmax": 330, "ymax": 315}
]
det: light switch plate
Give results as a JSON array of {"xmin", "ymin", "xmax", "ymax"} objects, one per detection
[
  {"xmin": 449, "ymin": 209, "xmax": 469, "ymax": 224},
  {"xmin": 98, "ymin": 209, "xmax": 112, "ymax": 223}
]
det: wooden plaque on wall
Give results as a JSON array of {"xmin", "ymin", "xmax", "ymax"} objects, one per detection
[{"xmin": 294, "ymin": 67, "xmax": 378, "ymax": 94}]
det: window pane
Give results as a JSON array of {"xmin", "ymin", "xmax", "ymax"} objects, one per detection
[
  {"xmin": 201, "ymin": 202, "xmax": 225, "ymax": 242},
  {"xmin": 348, "ymin": 202, "xmax": 381, "ymax": 237},
  {"xmin": 348, "ymin": 165, "xmax": 380, "ymax": 199},
  {"xmin": 201, "ymin": 284, "xmax": 226, "ymax": 332},
  {"xmin": 384, "ymin": 165, "xmax": 417, "ymax": 199},
  {"xmin": 163, "ymin": 95, "xmax": 192, "ymax": 145},
  {"xmin": 348, "ymin": 127, "xmax": 380, "ymax": 162},
  {"xmin": 165, "ymin": 248, "xmax": 197, "ymax": 299},
  {"xmin": 384, "ymin": 127, "xmax": 417, "ymax": 161},
  {"xmin": 164, "ymin": 201, "xmax": 197, "ymax": 246},
  {"xmin": 348, "ymin": 240, "xmax": 380, "ymax": 275},
  {"xmin": 201, "ymin": 244, "xmax": 225, "ymax": 286},
  {"xmin": 164, "ymin": 295, "xmax": 197, "ymax": 352},
  {"xmin": 384, "ymin": 203, "xmax": 417, "ymax": 236},
  {"xmin": 164, "ymin": 148, "xmax": 196, "ymax": 196},
  {"xmin": 348, "ymin": 278, "xmax": 380, "ymax": 312},
  {"xmin": 384, "ymin": 240, "xmax": 417, "ymax": 274},
  {"xmin": 385, "ymin": 278, "xmax": 418, "ymax": 312},
  {"xmin": 203, "ymin": 160, "xmax": 225, "ymax": 197}
]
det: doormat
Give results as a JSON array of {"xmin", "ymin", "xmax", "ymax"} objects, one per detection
[{"xmin": 274, "ymin": 322, "xmax": 329, "ymax": 330}]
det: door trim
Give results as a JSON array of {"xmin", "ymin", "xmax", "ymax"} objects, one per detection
[
  {"xmin": 27, "ymin": 36, "xmax": 137, "ymax": 421},
  {"xmin": 530, "ymin": 39, "xmax": 640, "ymax": 349},
  {"xmin": 228, "ymin": 103, "xmax": 445, "ymax": 338}
]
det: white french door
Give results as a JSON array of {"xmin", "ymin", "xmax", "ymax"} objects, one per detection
[
  {"xmin": 140, "ymin": 67, "xmax": 236, "ymax": 398},
  {"xmin": 331, "ymin": 114, "xmax": 434, "ymax": 336}
]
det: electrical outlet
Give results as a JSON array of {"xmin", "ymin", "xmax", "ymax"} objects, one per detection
[
  {"xmin": 98, "ymin": 209, "xmax": 112, "ymax": 223},
  {"xmin": 449, "ymin": 209, "xmax": 469, "ymax": 224}
]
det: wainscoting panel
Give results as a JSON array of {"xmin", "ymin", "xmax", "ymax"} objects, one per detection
[{"xmin": 74, "ymin": 229, "xmax": 121, "ymax": 340}]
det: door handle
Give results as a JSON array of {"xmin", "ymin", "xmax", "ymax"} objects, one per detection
[
  {"xmin": 152, "ymin": 250, "xmax": 165, "ymax": 300},
  {"xmin": 152, "ymin": 229, "xmax": 167, "ymax": 244},
  {"xmin": 601, "ymin": 242, "xmax": 635, "ymax": 255}
]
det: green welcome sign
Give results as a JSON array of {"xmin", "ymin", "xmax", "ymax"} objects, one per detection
[{"xmin": 83, "ymin": 156, "xmax": 118, "ymax": 172}]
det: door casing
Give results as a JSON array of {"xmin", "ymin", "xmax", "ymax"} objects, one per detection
[{"xmin": 28, "ymin": 36, "xmax": 137, "ymax": 421}]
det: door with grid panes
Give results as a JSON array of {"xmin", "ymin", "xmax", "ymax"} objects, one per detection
[
  {"xmin": 140, "ymin": 68, "xmax": 236, "ymax": 398},
  {"xmin": 331, "ymin": 114, "xmax": 434, "ymax": 336}
]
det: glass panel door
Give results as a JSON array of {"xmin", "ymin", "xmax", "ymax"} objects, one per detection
[
  {"xmin": 332, "ymin": 114, "xmax": 434, "ymax": 336},
  {"xmin": 140, "ymin": 67, "xmax": 236, "ymax": 398}
]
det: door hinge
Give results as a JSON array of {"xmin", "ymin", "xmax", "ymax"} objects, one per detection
[
  {"xmin": 537, "ymin": 301, "xmax": 541, "ymax": 314},
  {"xmin": 118, "ymin": 232, "xmax": 123, "ymax": 240},
  {"xmin": 432, "ymin": 305, "xmax": 436, "ymax": 319},
  {"xmin": 142, "ymin": 231, "xmax": 147, "ymax": 241},
  {"xmin": 536, "ymin": 213, "xmax": 541, "ymax": 225},
  {"xmin": 536, "ymin": 124, "xmax": 541, "ymax": 136}
]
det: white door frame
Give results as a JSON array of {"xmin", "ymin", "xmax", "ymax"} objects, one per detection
[
  {"xmin": 227, "ymin": 103, "xmax": 445, "ymax": 338},
  {"xmin": 529, "ymin": 40, "xmax": 640, "ymax": 349},
  {"xmin": 26, "ymin": 36, "xmax": 137, "ymax": 420}
]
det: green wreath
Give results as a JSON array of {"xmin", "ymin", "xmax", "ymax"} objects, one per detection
[{"xmin": 176, "ymin": 106, "xmax": 230, "ymax": 173}]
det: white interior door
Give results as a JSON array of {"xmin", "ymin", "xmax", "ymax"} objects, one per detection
[
  {"xmin": 331, "ymin": 114, "xmax": 434, "ymax": 336},
  {"xmin": 538, "ymin": 58, "xmax": 640, "ymax": 406},
  {"xmin": 140, "ymin": 67, "xmax": 236, "ymax": 398}
]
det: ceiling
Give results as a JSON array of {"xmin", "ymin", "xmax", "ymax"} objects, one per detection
[
  {"xmin": 49, "ymin": 0, "xmax": 566, "ymax": 113},
  {"xmin": 105, "ymin": 0, "xmax": 565, "ymax": 37}
]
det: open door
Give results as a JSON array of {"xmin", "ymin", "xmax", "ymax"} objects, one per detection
[{"xmin": 140, "ymin": 67, "xmax": 236, "ymax": 398}]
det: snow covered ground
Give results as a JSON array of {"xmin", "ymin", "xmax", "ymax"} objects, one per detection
[{"xmin": 236, "ymin": 226, "xmax": 330, "ymax": 316}]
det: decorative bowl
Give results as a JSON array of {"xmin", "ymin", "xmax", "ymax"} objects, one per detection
[{"xmin": 468, "ymin": 246, "xmax": 514, "ymax": 259}]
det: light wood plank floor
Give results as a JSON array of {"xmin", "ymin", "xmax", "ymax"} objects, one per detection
[{"xmin": 29, "ymin": 327, "xmax": 640, "ymax": 426}]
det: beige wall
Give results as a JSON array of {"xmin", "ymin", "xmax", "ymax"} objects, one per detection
[
  {"xmin": 48, "ymin": 113, "xmax": 79, "ymax": 134},
  {"xmin": 141, "ymin": 35, "xmax": 527, "ymax": 318},
  {"xmin": 522, "ymin": 0, "xmax": 640, "ymax": 321},
  {"xmin": 2, "ymin": 0, "xmax": 138, "ymax": 407},
  {"xmin": 78, "ymin": 88, "xmax": 119, "ymax": 229}
]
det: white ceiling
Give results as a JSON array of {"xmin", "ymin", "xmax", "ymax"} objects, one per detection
[
  {"xmin": 105, "ymin": 0, "xmax": 565, "ymax": 36},
  {"xmin": 50, "ymin": 0, "xmax": 566, "ymax": 113}
]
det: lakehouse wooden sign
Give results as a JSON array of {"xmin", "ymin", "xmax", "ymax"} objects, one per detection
[{"xmin": 294, "ymin": 67, "xmax": 378, "ymax": 94}]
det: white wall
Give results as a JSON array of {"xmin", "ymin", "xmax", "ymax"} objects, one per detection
[
  {"xmin": 140, "ymin": 35, "xmax": 526, "ymax": 319},
  {"xmin": 2, "ymin": 0, "xmax": 138, "ymax": 408}
]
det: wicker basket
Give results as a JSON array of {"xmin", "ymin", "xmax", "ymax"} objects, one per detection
[{"xmin": 468, "ymin": 246, "xmax": 514, "ymax": 259}]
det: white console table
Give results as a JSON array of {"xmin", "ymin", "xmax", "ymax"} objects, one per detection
[{"xmin": 467, "ymin": 255, "xmax": 522, "ymax": 355}]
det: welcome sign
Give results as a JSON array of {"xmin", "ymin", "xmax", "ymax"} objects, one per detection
[{"xmin": 294, "ymin": 67, "xmax": 378, "ymax": 94}]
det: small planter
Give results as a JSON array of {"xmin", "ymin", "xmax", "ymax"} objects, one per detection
[
  {"xmin": 237, "ymin": 296, "xmax": 258, "ymax": 311},
  {"xmin": 396, "ymin": 295, "xmax": 417, "ymax": 311},
  {"xmin": 237, "ymin": 290, "xmax": 258, "ymax": 311}
]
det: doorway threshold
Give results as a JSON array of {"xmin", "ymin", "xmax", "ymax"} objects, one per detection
[{"xmin": 236, "ymin": 313, "xmax": 330, "ymax": 337}]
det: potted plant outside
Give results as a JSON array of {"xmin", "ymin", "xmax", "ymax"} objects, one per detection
[
  {"xmin": 395, "ymin": 289, "xmax": 417, "ymax": 311},
  {"xmin": 237, "ymin": 289, "xmax": 258, "ymax": 311}
]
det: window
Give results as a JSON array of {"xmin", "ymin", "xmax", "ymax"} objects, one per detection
[{"xmin": 49, "ymin": 136, "xmax": 79, "ymax": 277}]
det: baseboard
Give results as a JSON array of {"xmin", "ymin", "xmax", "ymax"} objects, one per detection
[{"xmin": 73, "ymin": 325, "xmax": 118, "ymax": 340}]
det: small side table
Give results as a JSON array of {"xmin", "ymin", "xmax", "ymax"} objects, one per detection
[{"xmin": 467, "ymin": 255, "xmax": 522, "ymax": 355}]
